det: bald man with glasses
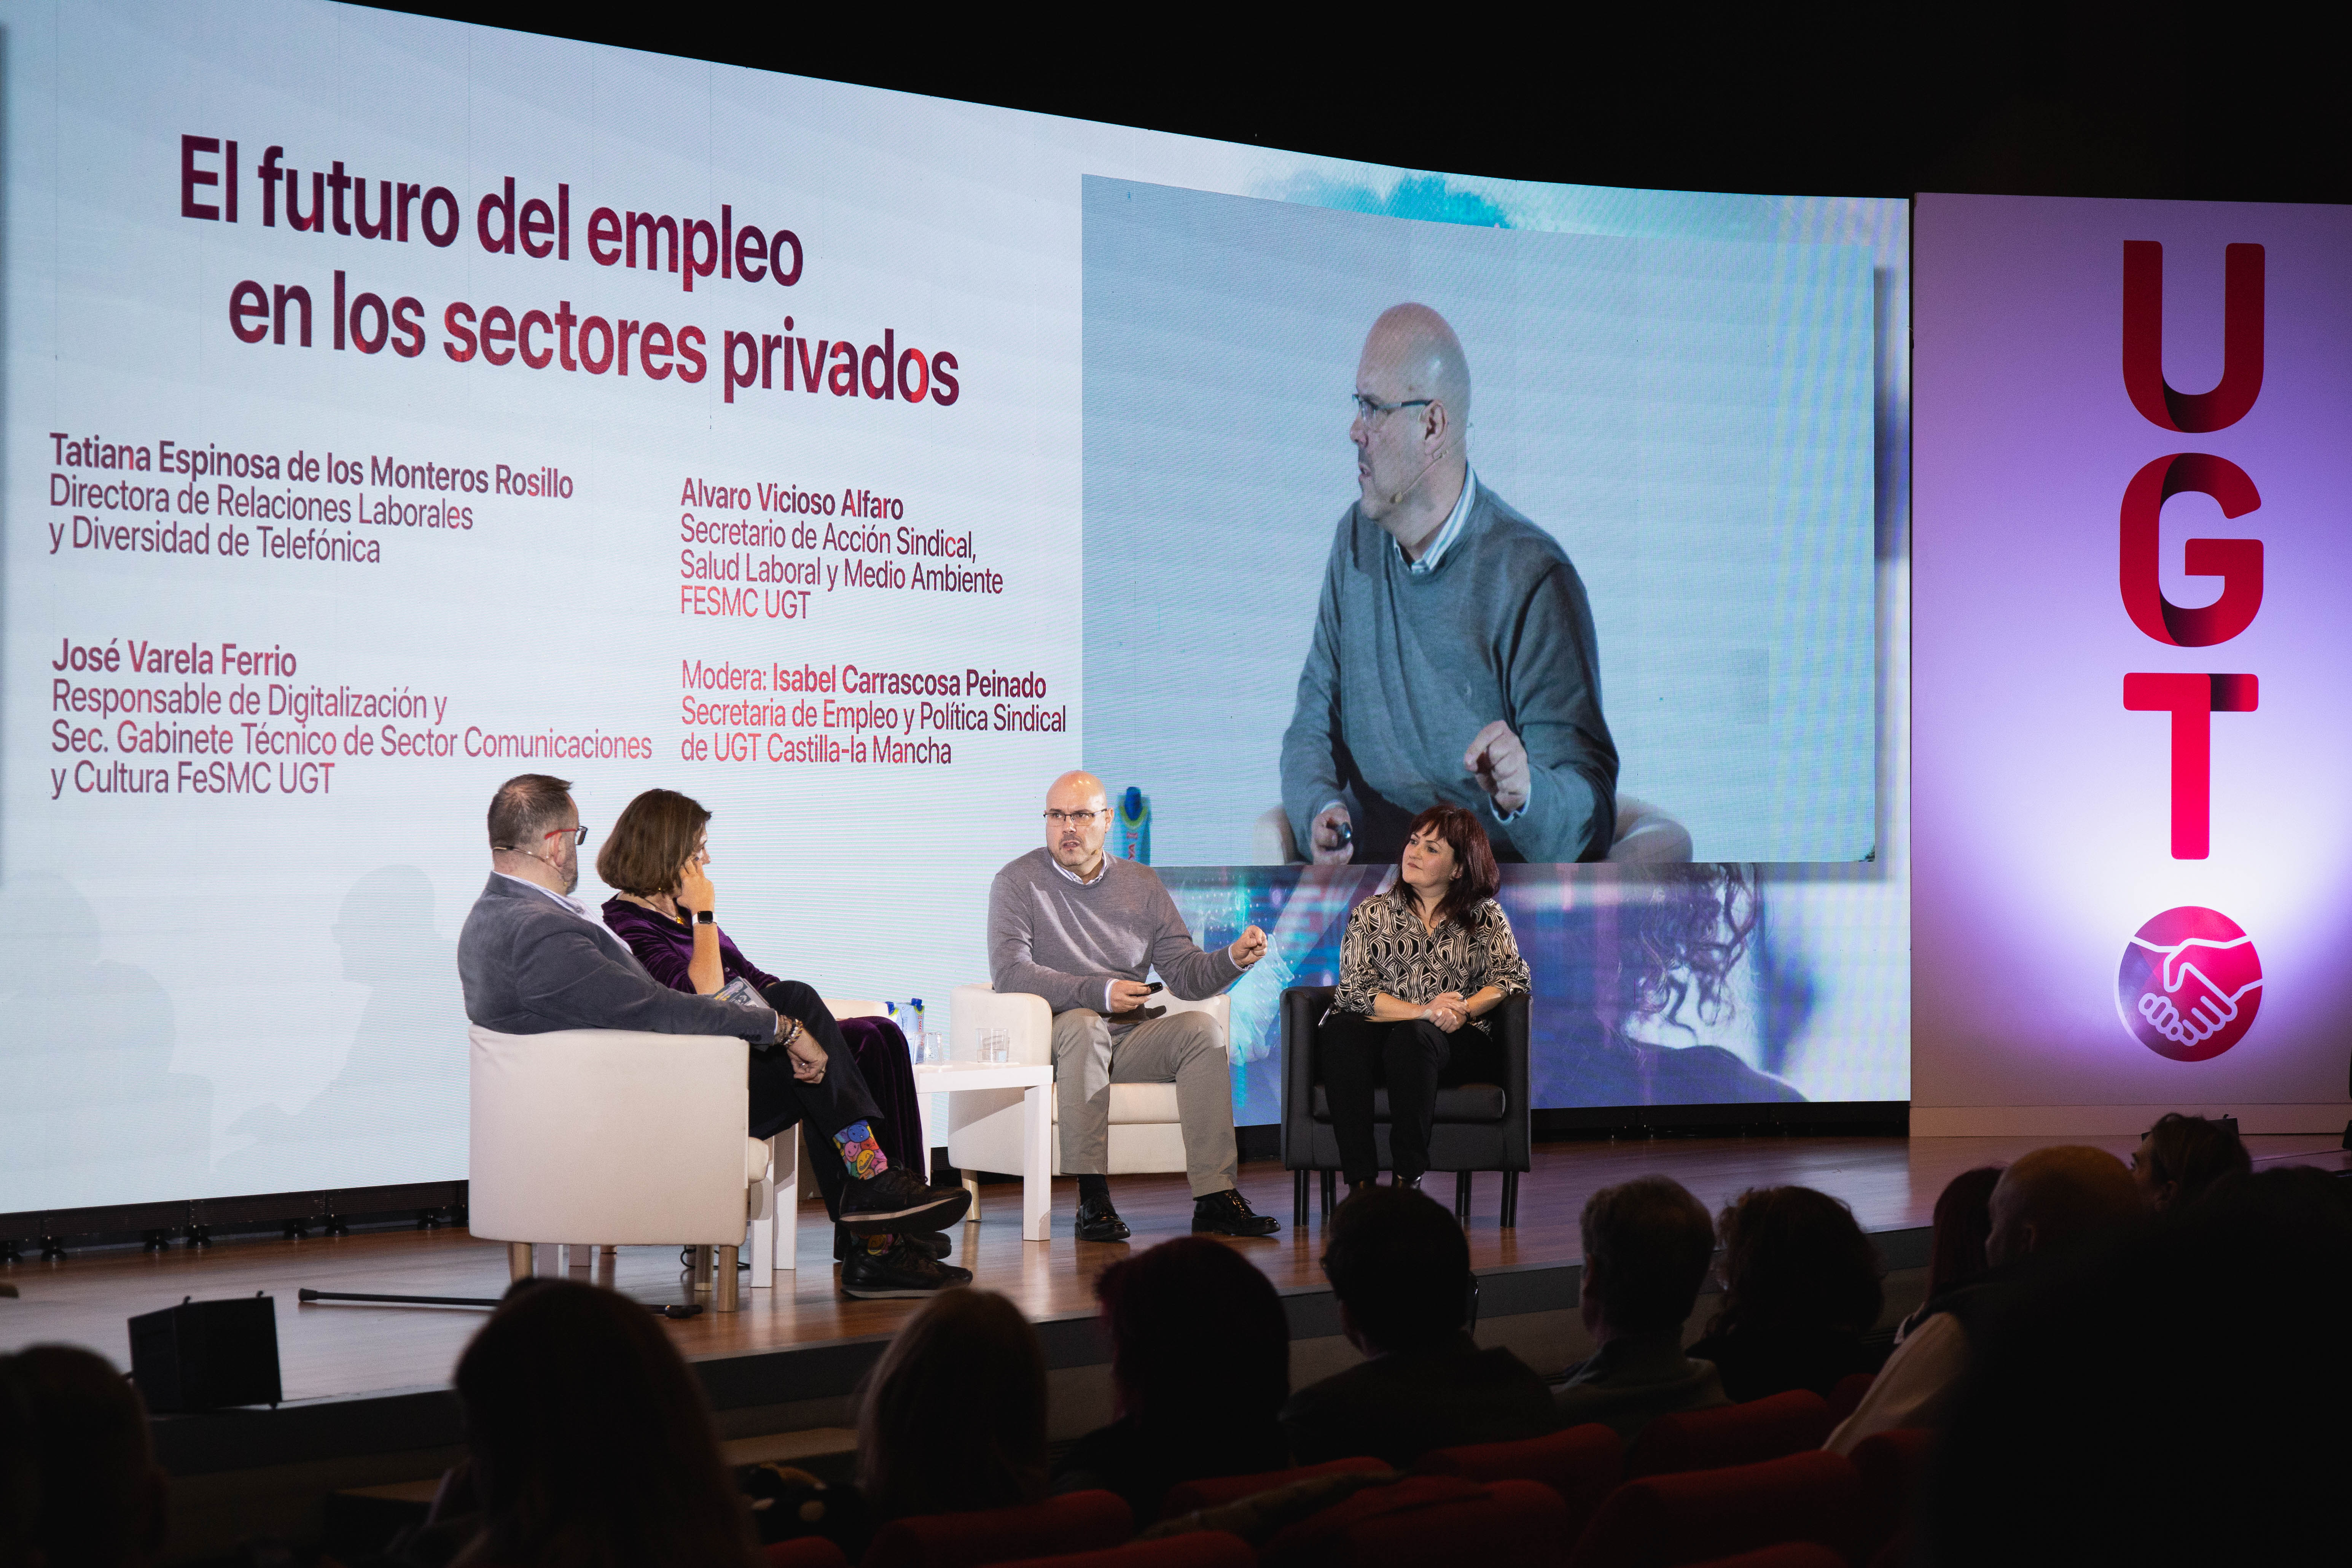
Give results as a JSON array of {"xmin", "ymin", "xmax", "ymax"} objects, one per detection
[
  {"xmin": 988, "ymin": 770, "xmax": 1280, "ymax": 1241},
  {"xmin": 1282, "ymin": 302, "xmax": 1618, "ymax": 866}
]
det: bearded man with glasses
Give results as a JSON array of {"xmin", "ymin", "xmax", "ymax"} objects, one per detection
[
  {"xmin": 1280, "ymin": 302, "xmax": 1618, "ymax": 866},
  {"xmin": 457, "ymin": 773, "xmax": 974, "ymax": 1250},
  {"xmin": 988, "ymin": 770, "xmax": 1280, "ymax": 1240}
]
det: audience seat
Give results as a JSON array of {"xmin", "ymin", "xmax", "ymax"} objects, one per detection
[
  {"xmin": 990, "ymin": 1535, "xmax": 1254, "ymax": 1568},
  {"xmin": 1263, "ymin": 1476, "xmax": 1570, "ymax": 1568},
  {"xmin": 1676, "ymin": 1547, "xmax": 1846, "ymax": 1568},
  {"xmin": 1158, "ymin": 1457, "xmax": 1390, "ymax": 1518},
  {"xmin": 863, "ymin": 1492, "xmax": 1134, "ymax": 1568},
  {"xmin": 1624, "ymin": 1390, "xmax": 1834, "ymax": 1477},
  {"xmin": 1416, "ymin": 1423, "xmax": 1623, "ymax": 1539},
  {"xmin": 763, "ymin": 1540, "xmax": 850, "ymax": 1568},
  {"xmin": 1565, "ymin": 1451, "xmax": 1863, "ymax": 1568},
  {"xmin": 1848, "ymin": 1428, "xmax": 1933, "ymax": 1564},
  {"xmin": 1825, "ymin": 1373, "xmax": 1874, "ymax": 1426}
]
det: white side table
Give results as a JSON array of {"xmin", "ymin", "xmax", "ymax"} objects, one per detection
[{"xmin": 912, "ymin": 1061, "xmax": 1054, "ymax": 1241}]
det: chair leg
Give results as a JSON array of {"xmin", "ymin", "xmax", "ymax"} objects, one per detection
[
  {"xmin": 716, "ymin": 1245, "xmax": 741, "ymax": 1312},
  {"xmin": 1502, "ymin": 1170, "xmax": 1521, "ymax": 1228},
  {"xmin": 689, "ymin": 1245, "xmax": 714, "ymax": 1299},
  {"xmin": 1455, "ymin": 1172, "xmax": 1473, "ymax": 1224},
  {"xmin": 507, "ymin": 1242, "xmax": 533, "ymax": 1283},
  {"xmin": 1320, "ymin": 1169, "xmax": 1336, "ymax": 1216},
  {"xmin": 1294, "ymin": 1169, "xmax": 1309, "ymax": 1228},
  {"xmin": 963, "ymin": 1173, "xmax": 983, "ymax": 1223}
]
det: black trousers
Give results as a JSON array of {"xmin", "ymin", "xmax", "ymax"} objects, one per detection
[
  {"xmin": 1317, "ymin": 1013, "xmax": 1502, "ymax": 1185},
  {"xmin": 748, "ymin": 980, "xmax": 884, "ymax": 1221}
]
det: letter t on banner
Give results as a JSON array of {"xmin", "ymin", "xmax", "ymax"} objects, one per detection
[{"xmin": 2124, "ymin": 673, "xmax": 2259, "ymax": 858}]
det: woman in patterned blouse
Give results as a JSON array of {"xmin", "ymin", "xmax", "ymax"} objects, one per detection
[{"xmin": 1322, "ymin": 803, "xmax": 1532, "ymax": 1195}]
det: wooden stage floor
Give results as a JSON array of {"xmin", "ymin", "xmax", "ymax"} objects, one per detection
[{"xmin": 3, "ymin": 1133, "xmax": 2343, "ymax": 1406}]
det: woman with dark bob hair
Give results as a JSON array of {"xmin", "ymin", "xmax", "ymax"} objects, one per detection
[
  {"xmin": 452, "ymin": 1280, "xmax": 761, "ymax": 1568},
  {"xmin": 1683, "ymin": 1184, "xmax": 1887, "ymax": 1401},
  {"xmin": 599, "ymin": 788, "xmax": 961, "ymax": 1297},
  {"xmin": 1320, "ymin": 803, "xmax": 1530, "ymax": 1195}
]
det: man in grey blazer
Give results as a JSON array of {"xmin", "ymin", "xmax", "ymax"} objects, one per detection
[{"xmin": 457, "ymin": 773, "xmax": 971, "ymax": 1288}]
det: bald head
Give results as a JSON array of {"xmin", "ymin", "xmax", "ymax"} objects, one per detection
[
  {"xmin": 1986, "ymin": 1146, "xmax": 2142, "ymax": 1269},
  {"xmin": 1353, "ymin": 305, "xmax": 1473, "ymax": 540},
  {"xmin": 1043, "ymin": 771, "xmax": 1111, "ymax": 875},
  {"xmin": 1361, "ymin": 304, "xmax": 1471, "ymax": 429}
]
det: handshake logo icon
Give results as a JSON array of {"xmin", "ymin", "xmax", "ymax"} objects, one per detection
[{"xmin": 2115, "ymin": 906, "xmax": 2263, "ymax": 1062}]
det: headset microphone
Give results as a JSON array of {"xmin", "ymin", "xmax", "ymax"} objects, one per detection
[{"xmin": 1389, "ymin": 442, "xmax": 1454, "ymax": 509}]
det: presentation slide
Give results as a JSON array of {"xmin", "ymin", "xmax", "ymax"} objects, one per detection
[{"xmin": 0, "ymin": 0, "xmax": 1911, "ymax": 1214}]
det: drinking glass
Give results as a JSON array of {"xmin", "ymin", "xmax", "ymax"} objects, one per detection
[{"xmin": 981, "ymin": 1028, "xmax": 1010, "ymax": 1065}]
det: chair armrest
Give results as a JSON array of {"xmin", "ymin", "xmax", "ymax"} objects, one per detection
[
  {"xmin": 951, "ymin": 983, "xmax": 1054, "ymax": 1067},
  {"xmin": 1281, "ymin": 987, "xmax": 1336, "ymax": 1164},
  {"xmin": 1492, "ymin": 992, "xmax": 1532, "ymax": 1168},
  {"xmin": 1156, "ymin": 989, "xmax": 1230, "ymax": 1050},
  {"xmin": 824, "ymin": 997, "xmax": 888, "ymax": 1022}
]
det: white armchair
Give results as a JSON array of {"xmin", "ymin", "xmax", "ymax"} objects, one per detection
[
  {"xmin": 946, "ymin": 983, "xmax": 1228, "ymax": 1209},
  {"xmin": 469, "ymin": 1024, "xmax": 764, "ymax": 1311},
  {"xmin": 467, "ymin": 998, "xmax": 887, "ymax": 1307}
]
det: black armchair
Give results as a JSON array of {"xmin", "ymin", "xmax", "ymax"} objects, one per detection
[{"xmin": 1280, "ymin": 986, "xmax": 1530, "ymax": 1227}]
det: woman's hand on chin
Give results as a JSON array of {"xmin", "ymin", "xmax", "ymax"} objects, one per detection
[{"xmin": 677, "ymin": 858, "xmax": 716, "ymax": 914}]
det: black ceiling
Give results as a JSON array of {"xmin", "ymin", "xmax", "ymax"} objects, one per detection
[{"xmin": 356, "ymin": 3, "xmax": 2344, "ymax": 206}]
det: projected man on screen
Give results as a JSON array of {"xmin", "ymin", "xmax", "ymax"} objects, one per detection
[{"xmin": 1281, "ymin": 304, "xmax": 1618, "ymax": 865}]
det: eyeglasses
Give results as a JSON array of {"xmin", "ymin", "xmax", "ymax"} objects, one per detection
[
  {"xmin": 1043, "ymin": 809, "xmax": 1107, "ymax": 827},
  {"xmin": 1352, "ymin": 393, "xmax": 1433, "ymax": 423},
  {"xmin": 493, "ymin": 824, "xmax": 588, "ymax": 852}
]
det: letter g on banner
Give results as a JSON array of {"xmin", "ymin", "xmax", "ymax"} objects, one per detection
[{"xmin": 2119, "ymin": 452, "xmax": 2263, "ymax": 647}]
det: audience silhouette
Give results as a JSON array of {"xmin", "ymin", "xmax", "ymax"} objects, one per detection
[
  {"xmin": 1054, "ymin": 1236, "xmax": 1292, "ymax": 1521},
  {"xmin": 1926, "ymin": 1165, "xmax": 2352, "ymax": 1564},
  {"xmin": 1685, "ymin": 1184, "xmax": 1887, "ymax": 1401},
  {"xmin": 1282, "ymin": 1184, "xmax": 1554, "ymax": 1465},
  {"xmin": 1, "ymin": 1344, "xmax": 170, "ymax": 1568},
  {"xmin": 450, "ymin": 1280, "xmax": 760, "ymax": 1568},
  {"xmin": 1894, "ymin": 1163, "xmax": 2002, "ymax": 1344},
  {"xmin": 1553, "ymin": 1174, "xmax": 1731, "ymax": 1437}
]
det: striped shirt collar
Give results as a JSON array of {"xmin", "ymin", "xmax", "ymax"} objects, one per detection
[
  {"xmin": 1050, "ymin": 852, "xmax": 1110, "ymax": 887},
  {"xmin": 1398, "ymin": 467, "xmax": 1478, "ymax": 575}
]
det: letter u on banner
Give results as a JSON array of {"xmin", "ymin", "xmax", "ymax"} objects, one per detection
[
  {"xmin": 2122, "ymin": 241, "xmax": 2264, "ymax": 432},
  {"xmin": 2118, "ymin": 452, "xmax": 2264, "ymax": 647}
]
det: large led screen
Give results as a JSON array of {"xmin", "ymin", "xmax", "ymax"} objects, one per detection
[{"xmin": 0, "ymin": 0, "xmax": 1911, "ymax": 1212}]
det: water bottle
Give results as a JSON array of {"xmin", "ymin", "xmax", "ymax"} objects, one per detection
[
  {"xmin": 1115, "ymin": 786, "xmax": 1152, "ymax": 864},
  {"xmin": 906, "ymin": 997, "xmax": 924, "ymax": 1057}
]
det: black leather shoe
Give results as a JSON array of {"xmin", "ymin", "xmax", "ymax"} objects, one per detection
[
  {"xmin": 839, "ymin": 1237, "xmax": 967, "ymax": 1299},
  {"xmin": 839, "ymin": 1167, "xmax": 971, "ymax": 1234},
  {"xmin": 835, "ymin": 1226, "xmax": 954, "ymax": 1262},
  {"xmin": 1192, "ymin": 1188, "xmax": 1280, "ymax": 1237},
  {"xmin": 1074, "ymin": 1194, "xmax": 1131, "ymax": 1242}
]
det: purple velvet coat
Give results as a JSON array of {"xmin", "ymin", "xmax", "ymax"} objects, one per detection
[{"xmin": 600, "ymin": 897, "xmax": 925, "ymax": 1172}]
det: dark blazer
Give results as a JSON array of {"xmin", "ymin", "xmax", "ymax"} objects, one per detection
[{"xmin": 456, "ymin": 873, "xmax": 775, "ymax": 1039}]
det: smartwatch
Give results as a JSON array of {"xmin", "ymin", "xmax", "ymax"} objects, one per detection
[{"xmin": 694, "ymin": 909, "xmax": 716, "ymax": 925}]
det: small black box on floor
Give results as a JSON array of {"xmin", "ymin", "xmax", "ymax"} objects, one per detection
[{"xmin": 128, "ymin": 1293, "xmax": 282, "ymax": 1412}]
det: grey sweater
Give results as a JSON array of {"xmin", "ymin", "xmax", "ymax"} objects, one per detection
[
  {"xmin": 1280, "ymin": 479, "xmax": 1617, "ymax": 864},
  {"xmin": 987, "ymin": 848, "xmax": 1240, "ymax": 1016}
]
